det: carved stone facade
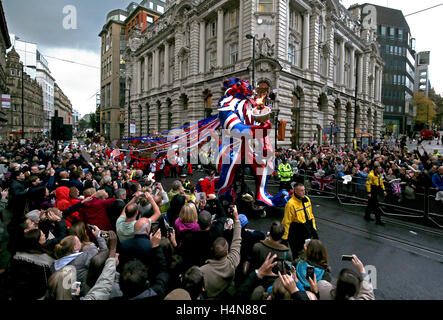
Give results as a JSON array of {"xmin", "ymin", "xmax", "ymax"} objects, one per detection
[{"xmin": 125, "ymin": 0, "xmax": 384, "ymax": 147}]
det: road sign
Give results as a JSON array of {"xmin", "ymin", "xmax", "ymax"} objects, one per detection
[{"xmin": 130, "ymin": 123, "xmax": 136, "ymax": 134}]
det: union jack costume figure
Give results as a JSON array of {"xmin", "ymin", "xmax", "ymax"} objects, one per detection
[{"xmin": 216, "ymin": 77, "xmax": 275, "ymax": 206}]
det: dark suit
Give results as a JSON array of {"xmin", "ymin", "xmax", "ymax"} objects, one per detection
[
  {"xmin": 8, "ymin": 179, "xmax": 29, "ymax": 221},
  {"xmin": 69, "ymin": 179, "xmax": 84, "ymax": 194},
  {"xmin": 107, "ymin": 199, "xmax": 126, "ymax": 231},
  {"xmin": 118, "ymin": 234, "xmax": 153, "ymax": 272}
]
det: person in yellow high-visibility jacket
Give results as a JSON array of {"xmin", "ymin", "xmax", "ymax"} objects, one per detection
[
  {"xmin": 365, "ymin": 161, "xmax": 387, "ymax": 226},
  {"xmin": 278, "ymin": 158, "xmax": 293, "ymax": 191},
  {"xmin": 281, "ymin": 183, "xmax": 318, "ymax": 256}
]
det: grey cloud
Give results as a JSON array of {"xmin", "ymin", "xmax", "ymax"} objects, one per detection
[{"xmin": 4, "ymin": 0, "xmax": 125, "ymax": 52}]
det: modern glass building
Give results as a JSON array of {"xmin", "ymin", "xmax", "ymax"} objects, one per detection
[{"xmin": 361, "ymin": 4, "xmax": 416, "ymax": 137}]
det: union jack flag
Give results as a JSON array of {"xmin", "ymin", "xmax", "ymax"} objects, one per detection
[
  {"xmin": 391, "ymin": 180, "xmax": 402, "ymax": 194},
  {"xmin": 312, "ymin": 174, "xmax": 335, "ymax": 191}
]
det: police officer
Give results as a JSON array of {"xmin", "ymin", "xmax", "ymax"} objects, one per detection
[
  {"xmin": 278, "ymin": 158, "xmax": 292, "ymax": 191},
  {"xmin": 365, "ymin": 161, "xmax": 387, "ymax": 226},
  {"xmin": 179, "ymin": 173, "xmax": 191, "ymax": 189}
]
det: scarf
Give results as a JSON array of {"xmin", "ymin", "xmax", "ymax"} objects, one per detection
[{"xmin": 54, "ymin": 252, "xmax": 83, "ymax": 271}]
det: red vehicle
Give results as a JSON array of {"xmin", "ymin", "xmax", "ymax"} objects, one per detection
[{"xmin": 420, "ymin": 129, "xmax": 434, "ymax": 140}]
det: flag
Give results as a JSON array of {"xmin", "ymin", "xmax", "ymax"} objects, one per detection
[
  {"xmin": 391, "ymin": 180, "xmax": 401, "ymax": 194},
  {"xmin": 312, "ymin": 174, "xmax": 335, "ymax": 191}
]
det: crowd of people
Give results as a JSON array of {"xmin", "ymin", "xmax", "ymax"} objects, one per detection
[
  {"xmin": 274, "ymin": 139, "xmax": 443, "ymax": 215},
  {"xmin": 0, "ymin": 137, "xmax": 379, "ymax": 301}
]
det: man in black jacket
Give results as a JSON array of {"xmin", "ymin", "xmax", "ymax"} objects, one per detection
[
  {"xmin": 8, "ymin": 171, "xmax": 30, "ymax": 222},
  {"xmin": 107, "ymin": 188, "xmax": 127, "ymax": 231},
  {"xmin": 178, "ymin": 210, "xmax": 224, "ymax": 271},
  {"xmin": 116, "ymin": 229, "xmax": 169, "ymax": 300}
]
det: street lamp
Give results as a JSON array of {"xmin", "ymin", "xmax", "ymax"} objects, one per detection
[
  {"xmin": 21, "ymin": 63, "xmax": 36, "ymax": 139},
  {"xmin": 274, "ymin": 102, "xmax": 280, "ymax": 151},
  {"xmin": 330, "ymin": 120, "xmax": 335, "ymax": 146},
  {"xmin": 246, "ymin": 34, "xmax": 256, "ymax": 90}
]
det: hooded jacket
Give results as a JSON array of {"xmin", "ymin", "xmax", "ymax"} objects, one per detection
[{"xmin": 54, "ymin": 186, "xmax": 81, "ymax": 227}]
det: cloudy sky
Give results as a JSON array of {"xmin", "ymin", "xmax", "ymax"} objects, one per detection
[
  {"xmin": 3, "ymin": 0, "xmax": 125, "ymax": 117},
  {"xmin": 3, "ymin": 0, "xmax": 443, "ymax": 117},
  {"xmin": 341, "ymin": 0, "xmax": 443, "ymax": 94}
]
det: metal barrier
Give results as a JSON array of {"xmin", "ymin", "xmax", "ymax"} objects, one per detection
[{"xmin": 428, "ymin": 193, "xmax": 443, "ymax": 228}]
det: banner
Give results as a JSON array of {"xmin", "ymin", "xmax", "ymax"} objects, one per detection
[{"xmin": 2, "ymin": 94, "xmax": 11, "ymax": 108}]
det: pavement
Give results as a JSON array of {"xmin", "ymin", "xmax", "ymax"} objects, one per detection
[
  {"xmin": 160, "ymin": 167, "xmax": 443, "ymax": 300},
  {"xmin": 405, "ymin": 130, "xmax": 443, "ymax": 154}
]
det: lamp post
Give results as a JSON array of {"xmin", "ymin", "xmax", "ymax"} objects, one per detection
[
  {"xmin": 274, "ymin": 102, "xmax": 280, "ymax": 151},
  {"xmin": 330, "ymin": 120, "xmax": 335, "ymax": 146},
  {"xmin": 21, "ymin": 64, "xmax": 36, "ymax": 139},
  {"xmin": 246, "ymin": 34, "xmax": 256, "ymax": 90}
]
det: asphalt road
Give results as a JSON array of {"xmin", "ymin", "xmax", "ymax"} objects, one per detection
[{"xmin": 160, "ymin": 168, "xmax": 443, "ymax": 300}]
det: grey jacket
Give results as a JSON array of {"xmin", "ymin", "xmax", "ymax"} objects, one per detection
[
  {"xmin": 52, "ymin": 237, "xmax": 107, "ymax": 283},
  {"xmin": 82, "ymin": 257, "xmax": 116, "ymax": 300}
]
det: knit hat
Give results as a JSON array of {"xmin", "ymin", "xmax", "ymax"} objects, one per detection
[
  {"xmin": 164, "ymin": 289, "xmax": 191, "ymax": 300},
  {"xmin": 26, "ymin": 209, "xmax": 41, "ymax": 223},
  {"xmin": 238, "ymin": 214, "xmax": 248, "ymax": 228}
]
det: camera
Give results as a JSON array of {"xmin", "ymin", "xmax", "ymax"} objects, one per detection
[
  {"xmin": 341, "ymin": 255, "xmax": 354, "ymax": 261},
  {"xmin": 100, "ymin": 231, "xmax": 109, "ymax": 239},
  {"xmin": 87, "ymin": 224, "xmax": 95, "ymax": 230},
  {"xmin": 306, "ymin": 266, "xmax": 314, "ymax": 280},
  {"xmin": 71, "ymin": 281, "xmax": 81, "ymax": 296},
  {"xmin": 283, "ymin": 260, "xmax": 293, "ymax": 275}
]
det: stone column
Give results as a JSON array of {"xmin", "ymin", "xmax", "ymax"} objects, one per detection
[
  {"xmin": 136, "ymin": 59, "xmax": 141, "ymax": 95},
  {"xmin": 358, "ymin": 52, "xmax": 363, "ymax": 95},
  {"xmin": 199, "ymin": 20, "xmax": 206, "ymax": 73},
  {"xmin": 238, "ymin": 0, "xmax": 243, "ymax": 60},
  {"xmin": 339, "ymin": 40, "xmax": 345, "ymax": 86},
  {"xmin": 217, "ymin": 9, "xmax": 224, "ymax": 67},
  {"xmin": 349, "ymin": 47, "xmax": 355, "ymax": 91},
  {"xmin": 164, "ymin": 42, "xmax": 169, "ymax": 85},
  {"xmin": 143, "ymin": 55, "xmax": 149, "ymax": 93},
  {"xmin": 302, "ymin": 12, "xmax": 310, "ymax": 70},
  {"xmin": 153, "ymin": 48, "xmax": 159, "ymax": 88}
]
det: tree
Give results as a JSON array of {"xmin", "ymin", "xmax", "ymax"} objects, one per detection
[{"xmin": 413, "ymin": 91, "xmax": 436, "ymax": 129}]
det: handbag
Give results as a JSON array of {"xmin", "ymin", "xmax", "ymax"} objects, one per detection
[{"xmin": 404, "ymin": 185, "xmax": 416, "ymax": 200}]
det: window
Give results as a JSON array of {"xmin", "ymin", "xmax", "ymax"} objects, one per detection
[
  {"xmin": 389, "ymin": 27, "xmax": 395, "ymax": 40},
  {"xmin": 209, "ymin": 51, "xmax": 216, "ymax": 70},
  {"xmin": 230, "ymin": 43, "xmax": 238, "ymax": 64},
  {"xmin": 385, "ymin": 45, "xmax": 390, "ymax": 54},
  {"xmin": 181, "ymin": 57, "xmax": 188, "ymax": 78},
  {"xmin": 258, "ymin": 0, "xmax": 273, "ymax": 12},
  {"xmin": 398, "ymin": 106, "xmax": 402, "ymax": 113},
  {"xmin": 157, "ymin": 5, "xmax": 164, "ymax": 14},
  {"xmin": 147, "ymin": 16, "xmax": 154, "ymax": 24},
  {"xmin": 398, "ymin": 29, "xmax": 403, "ymax": 42},
  {"xmin": 210, "ymin": 22, "xmax": 216, "ymax": 38},
  {"xmin": 149, "ymin": 2, "xmax": 154, "ymax": 9},
  {"xmin": 229, "ymin": 9, "xmax": 238, "ymax": 28},
  {"xmin": 10, "ymin": 69, "xmax": 15, "ymax": 76},
  {"xmin": 381, "ymin": 26, "xmax": 387, "ymax": 38},
  {"xmin": 288, "ymin": 44, "xmax": 295, "ymax": 64}
]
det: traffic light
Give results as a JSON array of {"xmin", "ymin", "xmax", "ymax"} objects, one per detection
[
  {"xmin": 51, "ymin": 116, "xmax": 64, "ymax": 140},
  {"xmin": 63, "ymin": 124, "xmax": 73, "ymax": 141}
]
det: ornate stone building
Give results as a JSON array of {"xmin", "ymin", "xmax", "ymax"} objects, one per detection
[
  {"xmin": 54, "ymin": 83, "xmax": 73, "ymax": 125},
  {"xmin": 4, "ymin": 48, "xmax": 44, "ymax": 139},
  {"xmin": 124, "ymin": 0, "xmax": 384, "ymax": 147}
]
